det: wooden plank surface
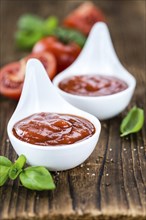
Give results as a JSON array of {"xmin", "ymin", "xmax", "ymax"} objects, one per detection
[{"xmin": 0, "ymin": 0, "xmax": 146, "ymax": 219}]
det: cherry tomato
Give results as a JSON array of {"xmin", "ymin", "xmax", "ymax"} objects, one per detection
[
  {"xmin": 32, "ymin": 37, "xmax": 81, "ymax": 73},
  {"xmin": 0, "ymin": 52, "xmax": 57, "ymax": 100},
  {"xmin": 63, "ymin": 2, "xmax": 106, "ymax": 35}
]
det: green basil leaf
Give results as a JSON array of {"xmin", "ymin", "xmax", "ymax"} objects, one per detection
[
  {"xmin": 0, "ymin": 156, "xmax": 12, "ymax": 186},
  {"xmin": 18, "ymin": 14, "xmax": 44, "ymax": 32},
  {"xmin": 9, "ymin": 155, "xmax": 26, "ymax": 180},
  {"xmin": 120, "ymin": 106, "xmax": 144, "ymax": 137},
  {"xmin": 14, "ymin": 154, "xmax": 26, "ymax": 168},
  {"xmin": 19, "ymin": 166, "xmax": 56, "ymax": 191},
  {"xmin": 0, "ymin": 166, "xmax": 10, "ymax": 186},
  {"xmin": 0, "ymin": 156, "xmax": 12, "ymax": 167},
  {"xmin": 54, "ymin": 27, "xmax": 86, "ymax": 47},
  {"xmin": 43, "ymin": 16, "xmax": 58, "ymax": 35},
  {"xmin": 15, "ymin": 30, "xmax": 43, "ymax": 50},
  {"xmin": 9, "ymin": 166, "xmax": 23, "ymax": 180}
]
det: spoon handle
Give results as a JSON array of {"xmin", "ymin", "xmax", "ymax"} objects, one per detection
[
  {"xmin": 11, "ymin": 59, "xmax": 81, "ymax": 121},
  {"xmin": 68, "ymin": 22, "xmax": 121, "ymax": 73}
]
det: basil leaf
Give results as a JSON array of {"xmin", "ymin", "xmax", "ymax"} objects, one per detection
[
  {"xmin": 54, "ymin": 27, "xmax": 86, "ymax": 47},
  {"xmin": 0, "ymin": 156, "xmax": 12, "ymax": 167},
  {"xmin": 15, "ymin": 30, "xmax": 43, "ymax": 50},
  {"xmin": 43, "ymin": 16, "xmax": 58, "ymax": 35},
  {"xmin": 15, "ymin": 14, "xmax": 58, "ymax": 49},
  {"xmin": 9, "ymin": 155, "xmax": 26, "ymax": 180},
  {"xmin": 0, "ymin": 156, "xmax": 12, "ymax": 186},
  {"xmin": 19, "ymin": 166, "xmax": 56, "ymax": 191},
  {"xmin": 14, "ymin": 154, "xmax": 26, "ymax": 168},
  {"xmin": 18, "ymin": 14, "xmax": 44, "ymax": 32},
  {"xmin": 9, "ymin": 166, "xmax": 23, "ymax": 180},
  {"xmin": 0, "ymin": 166, "xmax": 10, "ymax": 186},
  {"xmin": 120, "ymin": 106, "xmax": 144, "ymax": 137}
]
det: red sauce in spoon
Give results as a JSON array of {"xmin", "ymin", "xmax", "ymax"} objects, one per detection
[
  {"xmin": 12, "ymin": 112, "xmax": 95, "ymax": 146},
  {"xmin": 59, "ymin": 75, "xmax": 128, "ymax": 96}
]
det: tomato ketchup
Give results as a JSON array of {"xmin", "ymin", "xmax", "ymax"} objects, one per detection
[
  {"xmin": 13, "ymin": 112, "xmax": 95, "ymax": 146},
  {"xmin": 59, "ymin": 75, "xmax": 128, "ymax": 96}
]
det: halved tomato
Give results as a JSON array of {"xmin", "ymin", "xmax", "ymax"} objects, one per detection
[
  {"xmin": 21, "ymin": 51, "xmax": 57, "ymax": 80},
  {"xmin": 0, "ymin": 52, "xmax": 57, "ymax": 100},
  {"xmin": 0, "ymin": 62, "xmax": 22, "ymax": 100},
  {"xmin": 32, "ymin": 36, "xmax": 81, "ymax": 73},
  {"xmin": 63, "ymin": 2, "xmax": 106, "ymax": 35}
]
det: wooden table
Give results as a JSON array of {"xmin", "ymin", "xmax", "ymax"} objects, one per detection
[{"xmin": 0, "ymin": 0, "xmax": 145, "ymax": 219}]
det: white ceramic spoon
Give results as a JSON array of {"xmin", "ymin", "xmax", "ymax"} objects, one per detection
[
  {"xmin": 53, "ymin": 22, "xmax": 136, "ymax": 120},
  {"xmin": 7, "ymin": 59, "xmax": 101, "ymax": 171}
]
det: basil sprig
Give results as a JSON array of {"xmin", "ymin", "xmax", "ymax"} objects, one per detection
[
  {"xmin": 120, "ymin": 106, "xmax": 144, "ymax": 137},
  {"xmin": 15, "ymin": 14, "xmax": 86, "ymax": 49},
  {"xmin": 15, "ymin": 14, "xmax": 58, "ymax": 49},
  {"xmin": 0, "ymin": 155, "xmax": 55, "ymax": 191}
]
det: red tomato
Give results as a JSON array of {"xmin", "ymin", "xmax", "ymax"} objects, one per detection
[
  {"xmin": 21, "ymin": 51, "xmax": 57, "ymax": 80},
  {"xmin": 32, "ymin": 37, "xmax": 81, "ymax": 73},
  {"xmin": 0, "ymin": 62, "xmax": 22, "ymax": 100},
  {"xmin": 63, "ymin": 2, "xmax": 106, "ymax": 35},
  {"xmin": 0, "ymin": 52, "xmax": 57, "ymax": 100}
]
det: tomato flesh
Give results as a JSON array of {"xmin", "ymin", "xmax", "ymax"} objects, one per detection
[
  {"xmin": 0, "ymin": 52, "xmax": 57, "ymax": 100},
  {"xmin": 0, "ymin": 62, "xmax": 23, "ymax": 100},
  {"xmin": 32, "ymin": 37, "xmax": 81, "ymax": 73},
  {"xmin": 22, "ymin": 51, "xmax": 57, "ymax": 80},
  {"xmin": 63, "ymin": 2, "xmax": 106, "ymax": 35}
]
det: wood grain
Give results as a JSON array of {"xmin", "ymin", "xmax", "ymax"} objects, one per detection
[{"xmin": 0, "ymin": 0, "xmax": 146, "ymax": 219}]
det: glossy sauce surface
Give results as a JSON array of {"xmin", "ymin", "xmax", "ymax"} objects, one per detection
[
  {"xmin": 13, "ymin": 112, "xmax": 95, "ymax": 146},
  {"xmin": 59, "ymin": 75, "xmax": 128, "ymax": 96}
]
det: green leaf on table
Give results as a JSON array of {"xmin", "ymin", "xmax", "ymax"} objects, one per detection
[
  {"xmin": 0, "ymin": 156, "xmax": 12, "ymax": 186},
  {"xmin": 15, "ymin": 14, "xmax": 59, "ymax": 49},
  {"xmin": 18, "ymin": 14, "xmax": 44, "ymax": 32},
  {"xmin": 19, "ymin": 166, "xmax": 56, "ymax": 191},
  {"xmin": 15, "ymin": 30, "xmax": 43, "ymax": 49},
  {"xmin": 9, "ymin": 155, "xmax": 26, "ymax": 180},
  {"xmin": 120, "ymin": 106, "xmax": 144, "ymax": 137},
  {"xmin": 0, "ymin": 156, "xmax": 12, "ymax": 167},
  {"xmin": 43, "ymin": 16, "xmax": 58, "ymax": 35}
]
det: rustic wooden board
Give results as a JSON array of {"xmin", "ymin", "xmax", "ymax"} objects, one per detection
[{"xmin": 0, "ymin": 0, "xmax": 146, "ymax": 220}]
